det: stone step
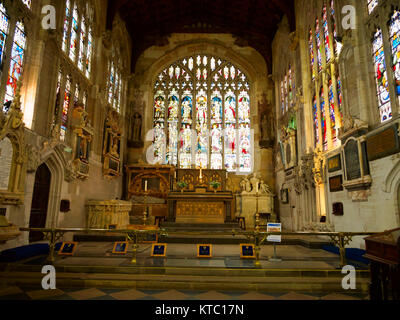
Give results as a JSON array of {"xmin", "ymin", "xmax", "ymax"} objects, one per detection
[{"xmin": 0, "ymin": 270, "xmax": 370, "ymax": 293}]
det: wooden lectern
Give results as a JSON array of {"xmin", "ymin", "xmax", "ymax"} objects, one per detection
[{"xmin": 364, "ymin": 228, "xmax": 400, "ymax": 300}]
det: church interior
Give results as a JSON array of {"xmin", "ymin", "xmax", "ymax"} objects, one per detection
[{"xmin": 0, "ymin": 0, "xmax": 399, "ymax": 302}]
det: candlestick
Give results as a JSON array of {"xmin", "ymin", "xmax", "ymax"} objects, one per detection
[
  {"xmin": 144, "ymin": 180, "xmax": 148, "ymax": 192},
  {"xmin": 200, "ymin": 168, "xmax": 202, "ymax": 180}
]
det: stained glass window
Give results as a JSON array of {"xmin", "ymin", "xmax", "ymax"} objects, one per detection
[
  {"xmin": 309, "ymin": 29, "xmax": 316, "ymax": 80},
  {"xmin": 389, "ymin": 10, "xmax": 400, "ymax": 106},
  {"xmin": 337, "ymin": 76, "xmax": 343, "ymax": 121},
  {"xmin": 69, "ymin": 3, "xmax": 79, "ymax": 62},
  {"xmin": 320, "ymin": 87, "xmax": 327, "ymax": 151},
  {"xmin": 328, "ymin": 79, "xmax": 337, "ymax": 144},
  {"xmin": 78, "ymin": 16, "xmax": 86, "ymax": 71},
  {"xmin": 86, "ymin": 26, "xmax": 92, "ymax": 78},
  {"xmin": 280, "ymin": 80, "xmax": 285, "ymax": 113},
  {"xmin": 372, "ymin": 29, "xmax": 392, "ymax": 122},
  {"xmin": 367, "ymin": 0, "xmax": 378, "ymax": 14},
  {"xmin": 288, "ymin": 65, "xmax": 294, "ymax": 108},
  {"xmin": 53, "ymin": 71, "xmax": 62, "ymax": 124},
  {"xmin": 4, "ymin": 22, "xmax": 26, "ymax": 104},
  {"xmin": 315, "ymin": 19, "xmax": 323, "ymax": 72},
  {"xmin": 330, "ymin": 0, "xmax": 339, "ymax": 56},
  {"xmin": 153, "ymin": 55, "xmax": 252, "ymax": 173},
  {"xmin": 22, "ymin": 0, "xmax": 31, "ymax": 8},
  {"xmin": 61, "ymin": 76, "xmax": 71, "ymax": 141},
  {"xmin": 313, "ymin": 94, "xmax": 319, "ymax": 147},
  {"xmin": 62, "ymin": 0, "xmax": 71, "ymax": 52},
  {"xmin": 322, "ymin": 5, "xmax": 331, "ymax": 63},
  {"xmin": 0, "ymin": 3, "xmax": 9, "ymax": 75}
]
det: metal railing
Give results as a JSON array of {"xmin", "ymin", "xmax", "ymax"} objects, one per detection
[{"xmin": 18, "ymin": 227, "xmax": 377, "ymax": 268}]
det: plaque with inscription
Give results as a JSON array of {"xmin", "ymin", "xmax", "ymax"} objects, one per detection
[
  {"xmin": 328, "ymin": 154, "xmax": 342, "ymax": 173},
  {"xmin": 329, "ymin": 175, "xmax": 343, "ymax": 192},
  {"xmin": 366, "ymin": 125, "xmax": 400, "ymax": 161},
  {"xmin": 344, "ymin": 140, "xmax": 361, "ymax": 181}
]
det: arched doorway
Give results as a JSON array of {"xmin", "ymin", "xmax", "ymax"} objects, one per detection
[{"xmin": 29, "ymin": 163, "xmax": 51, "ymax": 242}]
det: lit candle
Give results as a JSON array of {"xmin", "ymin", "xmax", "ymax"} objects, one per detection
[
  {"xmin": 144, "ymin": 180, "xmax": 148, "ymax": 192},
  {"xmin": 200, "ymin": 168, "xmax": 202, "ymax": 179}
]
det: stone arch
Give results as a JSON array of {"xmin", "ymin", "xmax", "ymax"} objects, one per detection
[{"xmin": 38, "ymin": 146, "xmax": 66, "ymax": 228}]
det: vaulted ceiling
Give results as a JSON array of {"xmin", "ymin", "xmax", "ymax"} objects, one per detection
[{"xmin": 106, "ymin": 0, "xmax": 295, "ymax": 73}]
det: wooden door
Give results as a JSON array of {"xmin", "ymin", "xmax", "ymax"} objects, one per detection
[{"xmin": 29, "ymin": 164, "xmax": 51, "ymax": 242}]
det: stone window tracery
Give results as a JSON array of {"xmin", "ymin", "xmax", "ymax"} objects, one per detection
[{"xmin": 152, "ymin": 54, "xmax": 252, "ymax": 173}]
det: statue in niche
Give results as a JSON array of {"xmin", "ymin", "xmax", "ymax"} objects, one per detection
[
  {"xmin": 258, "ymin": 94, "xmax": 275, "ymax": 148},
  {"xmin": 132, "ymin": 112, "xmax": 142, "ymax": 142}
]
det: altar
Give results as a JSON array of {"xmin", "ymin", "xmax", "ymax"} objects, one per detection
[{"xmin": 168, "ymin": 169, "xmax": 234, "ymax": 224}]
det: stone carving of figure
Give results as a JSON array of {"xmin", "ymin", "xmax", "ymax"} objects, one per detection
[
  {"xmin": 240, "ymin": 177, "xmax": 252, "ymax": 193},
  {"xmin": 261, "ymin": 113, "xmax": 268, "ymax": 140},
  {"xmin": 250, "ymin": 173, "xmax": 260, "ymax": 193},
  {"xmin": 132, "ymin": 113, "xmax": 142, "ymax": 141},
  {"xmin": 260, "ymin": 180, "xmax": 273, "ymax": 195}
]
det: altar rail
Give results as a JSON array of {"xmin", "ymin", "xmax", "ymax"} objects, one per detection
[{"xmin": 18, "ymin": 227, "xmax": 377, "ymax": 268}]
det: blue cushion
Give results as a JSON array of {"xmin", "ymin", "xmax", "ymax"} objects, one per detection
[
  {"xmin": 0, "ymin": 243, "xmax": 63, "ymax": 263},
  {"xmin": 323, "ymin": 245, "xmax": 369, "ymax": 265}
]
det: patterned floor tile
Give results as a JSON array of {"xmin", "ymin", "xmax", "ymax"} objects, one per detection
[
  {"xmin": 152, "ymin": 289, "xmax": 191, "ymax": 300},
  {"xmin": 278, "ymin": 292, "xmax": 320, "ymax": 300},
  {"xmin": 321, "ymin": 293, "xmax": 361, "ymax": 300},
  {"xmin": 194, "ymin": 291, "xmax": 231, "ymax": 300},
  {"xmin": 236, "ymin": 292, "xmax": 276, "ymax": 300},
  {"xmin": 26, "ymin": 289, "xmax": 65, "ymax": 300},
  {"xmin": 0, "ymin": 286, "xmax": 24, "ymax": 297},
  {"xmin": 110, "ymin": 289, "xmax": 149, "ymax": 300},
  {"xmin": 67, "ymin": 288, "xmax": 107, "ymax": 300}
]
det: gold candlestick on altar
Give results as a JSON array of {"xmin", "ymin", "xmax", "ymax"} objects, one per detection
[
  {"xmin": 143, "ymin": 180, "xmax": 148, "ymax": 225},
  {"xmin": 255, "ymin": 191, "xmax": 260, "ymax": 232}
]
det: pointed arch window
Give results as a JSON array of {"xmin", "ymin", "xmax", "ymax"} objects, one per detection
[
  {"xmin": 309, "ymin": 29, "xmax": 316, "ymax": 80},
  {"xmin": 107, "ymin": 59, "xmax": 123, "ymax": 113},
  {"xmin": 315, "ymin": 19, "xmax": 323, "ymax": 72},
  {"xmin": 22, "ymin": 0, "xmax": 31, "ymax": 9},
  {"xmin": 313, "ymin": 94, "xmax": 319, "ymax": 147},
  {"xmin": 320, "ymin": 86, "xmax": 327, "ymax": 151},
  {"xmin": 0, "ymin": 3, "xmax": 9, "ymax": 71},
  {"xmin": 4, "ymin": 21, "xmax": 26, "ymax": 104},
  {"xmin": 372, "ymin": 28, "xmax": 392, "ymax": 122},
  {"xmin": 389, "ymin": 10, "xmax": 400, "ymax": 106},
  {"xmin": 62, "ymin": 0, "xmax": 93, "ymax": 79},
  {"xmin": 322, "ymin": 4, "xmax": 331, "ymax": 63},
  {"xmin": 367, "ymin": 0, "xmax": 378, "ymax": 15},
  {"xmin": 60, "ymin": 76, "xmax": 72, "ymax": 141},
  {"xmin": 152, "ymin": 54, "xmax": 252, "ymax": 173}
]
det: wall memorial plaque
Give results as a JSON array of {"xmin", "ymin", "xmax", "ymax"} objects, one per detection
[
  {"xmin": 344, "ymin": 140, "xmax": 361, "ymax": 181},
  {"xmin": 366, "ymin": 124, "xmax": 400, "ymax": 161},
  {"xmin": 328, "ymin": 154, "xmax": 342, "ymax": 173},
  {"xmin": 329, "ymin": 175, "xmax": 343, "ymax": 192}
]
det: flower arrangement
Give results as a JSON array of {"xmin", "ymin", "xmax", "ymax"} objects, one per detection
[
  {"xmin": 210, "ymin": 181, "xmax": 221, "ymax": 190},
  {"xmin": 177, "ymin": 181, "xmax": 188, "ymax": 190}
]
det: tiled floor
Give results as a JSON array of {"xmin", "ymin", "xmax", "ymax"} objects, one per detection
[{"xmin": 0, "ymin": 285, "xmax": 369, "ymax": 300}]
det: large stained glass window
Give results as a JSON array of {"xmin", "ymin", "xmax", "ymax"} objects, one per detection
[
  {"xmin": 330, "ymin": 0, "xmax": 340, "ymax": 56},
  {"xmin": 69, "ymin": 3, "xmax": 79, "ymax": 62},
  {"xmin": 4, "ymin": 21, "xmax": 26, "ymax": 104},
  {"xmin": 152, "ymin": 55, "xmax": 252, "ymax": 173},
  {"xmin": 309, "ymin": 29, "xmax": 316, "ymax": 80},
  {"xmin": 320, "ymin": 87, "xmax": 327, "ymax": 151},
  {"xmin": 0, "ymin": 3, "xmax": 9, "ymax": 74},
  {"xmin": 372, "ymin": 29, "xmax": 392, "ymax": 122},
  {"xmin": 322, "ymin": 5, "xmax": 331, "ymax": 63},
  {"xmin": 313, "ymin": 94, "xmax": 319, "ymax": 147},
  {"xmin": 107, "ymin": 60, "xmax": 123, "ymax": 113},
  {"xmin": 389, "ymin": 10, "xmax": 400, "ymax": 106},
  {"xmin": 60, "ymin": 76, "xmax": 71, "ymax": 141},
  {"xmin": 367, "ymin": 0, "xmax": 378, "ymax": 14},
  {"xmin": 328, "ymin": 79, "xmax": 337, "ymax": 144},
  {"xmin": 315, "ymin": 19, "xmax": 323, "ymax": 72},
  {"xmin": 62, "ymin": 0, "xmax": 71, "ymax": 52},
  {"xmin": 62, "ymin": 1, "xmax": 93, "ymax": 78}
]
